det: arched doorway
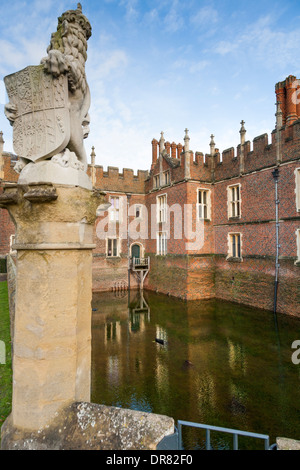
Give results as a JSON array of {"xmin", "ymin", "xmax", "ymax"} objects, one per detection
[{"xmin": 131, "ymin": 244, "xmax": 141, "ymax": 261}]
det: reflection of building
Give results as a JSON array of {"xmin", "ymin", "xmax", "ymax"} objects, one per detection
[{"xmin": 1, "ymin": 77, "xmax": 300, "ymax": 315}]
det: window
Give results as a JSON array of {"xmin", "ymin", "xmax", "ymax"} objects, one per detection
[
  {"xmin": 109, "ymin": 196, "xmax": 120, "ymax": 222},
  {"xmin": 197, "ymin": 189, "xmax": 211, "ymax": 220},
  {"xmin": 164, "ymin": 171, "xmax": 170, "ymax": 186},
  {"xmin": 228, "ymin": 184, "xmax": 241, "ymax": 218},
  {"xmin": 107, "ymin": 238, "xmax": 119, "ymax": 257},
  {"xmin": 154, "ymin": 175, "xmax": 160, "ymax": 189},
  {"xmin": 157, "ymin": 194, "xmax": 167, "ymax": 223},
  {"xmin": 135, "ymin": 205, "xmax": 142, "ymax": 219},
  {"xmin": 157, "ymin": 231, "xmax": 167, "ymax": 255},
  {"xmin": 296, "ymin": 168, "xmax": 300, "ymax": 211},
  {"xmin": 228, "ymin": 233, "xmax": 242, "ymax": 259}
]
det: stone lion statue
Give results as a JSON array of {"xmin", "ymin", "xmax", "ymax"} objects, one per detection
[{"xmin": 5, "ymin": 3, "xmax": 92, "ymax": 173}]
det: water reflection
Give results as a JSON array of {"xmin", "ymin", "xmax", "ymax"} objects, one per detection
[{"xmin": 91, "ymin": 290, "xmax": 300, "ymax": 450}]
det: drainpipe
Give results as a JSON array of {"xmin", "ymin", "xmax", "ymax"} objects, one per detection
[
  {"xmin": 272, "ymin": 168, "xmax": 280, "ymax": 314},
  {"xmin": 126, "ymin": 193, "xmax": 131, "ymax": 300}
]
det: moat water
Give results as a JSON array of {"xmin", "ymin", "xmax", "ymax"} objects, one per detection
[{"xmin": 91, "ymin": 290, "xmax": 300, "ymax": 450}]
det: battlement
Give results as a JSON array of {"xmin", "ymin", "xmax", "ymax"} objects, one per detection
[
  {"xmin": 150, "ymin": 118, "xmax": 300, "ymax": 186},
  {"xmin": 147, "ymin": 75, "xmax": 300, "ymax": 185},
  {"xmin": 87, "ymin": 164, "xmax": 148, "ymax": 194}
]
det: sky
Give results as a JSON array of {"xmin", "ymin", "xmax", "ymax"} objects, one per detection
[{"xmin": 1, "ymin": 0, "xmax": 300, "ymax": 172}]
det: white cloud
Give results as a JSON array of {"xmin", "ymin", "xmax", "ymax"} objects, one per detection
[
  {"xmin": 88, "ymin": 48, "xmax": 129, "ymax": 81},
  {"xmin": 119, "ymin": 0, "xmax": 139, "ymax": 22},
  {"xmin": 214, "ymin": 14, "xmax": 300, "ymax": 70},
  {"xmin": 191, "ymin": 5, "xmax": 219, "ymax": 27},
  {"xmin": 164, "ymin": 0, "xmax": 184, "ymax": 33},
  {"xmin": 189, "ymin": 60, "xmax": 210, "ymax": 74}
]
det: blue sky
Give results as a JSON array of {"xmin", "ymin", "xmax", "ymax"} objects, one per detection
[{"xmin": 1, "ymin": 0, "xmax": 300, "ymax": 171}]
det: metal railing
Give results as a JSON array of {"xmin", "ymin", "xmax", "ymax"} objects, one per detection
[
  {"xmin": 131, "ymin": 257, "xmax": 149, "ymax": 268},
  {"xmin": 177, "ymin": 420, "xmax": 271, "ymax": 450}
]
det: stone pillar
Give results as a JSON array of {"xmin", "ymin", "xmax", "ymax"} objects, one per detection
[
  {"xmin": 91, "ymin": 146, "xmax": 96, "ymax": 187},
  {"xmin": 0, "ymin": 183, "xmax": 105, "ymax": 431},
  {"xmin": 159, "ymin": 132, "xmax": 165, "ymax": 187},
  {"xmin": 184, "ymin": 128, "xmax": 191, "ymax": 180},
  {"xmin": 209, "ymin": 134, "xmax": 216, "ymax": 182},
  {"xmin": 275, "ymin": 100, "xmax": 283, "ymax": 164},
  {"xmin": 239, "ymin": 121, "xmax": 246, "ymax": 175}
]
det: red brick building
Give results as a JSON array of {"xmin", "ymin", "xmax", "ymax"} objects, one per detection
[{"xmin": 1, "ymin": 76, "xmax": 300, "ymax": 316}]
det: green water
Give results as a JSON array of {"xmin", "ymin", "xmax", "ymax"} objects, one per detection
[{"xmin": 91, "ymin": 291, "xmax": 300, "ymax": 450}]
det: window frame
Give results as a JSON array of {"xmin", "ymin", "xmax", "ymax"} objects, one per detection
[
  {"xmin": 227, "ymin": 232, "xmax": 242, "ymax": 260},
  {"xmin": 227, "ymin": 183, "xmax": 241, "ymax": 219},
  {"xmin": 109, "ymin": 195, "xmax": 121, "ymax": 222},
  {"xmin": 163, "ymin": 171, "xmax": 170, "ymax": 186},
  {"xmin": 106, "ymin": 237, "xmax": 120, "ymax": 258},
  {"xmin": 157, "ymin": 193, "xmax": 167, "ymax": 224},
  {"xmin": 156, "ymin": 231, "xmax": 167, "ymax": 256},
  {"xmin": 135, "ymin": 204, "xmax": 142, "ymax": 219},
  {"xmin": 197, "ymin": 188, "xmax": 211, "ymax": 220},
  {"xmin": 154, "ymin": 175, "xmax": 160, "ymax": 189}
]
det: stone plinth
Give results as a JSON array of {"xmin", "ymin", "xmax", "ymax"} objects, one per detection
[
  {"xmin": 0, "ymin": 183, "xmax": 106, "ymax": 433},
  {"xmin": 1, "ymin": 402, "xmax": 175, "ymax": 450}
]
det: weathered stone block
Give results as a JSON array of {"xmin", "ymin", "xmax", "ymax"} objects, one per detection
[{"xmin": 1, "ymin": 402, "xmax": 175, "ymax": 450}]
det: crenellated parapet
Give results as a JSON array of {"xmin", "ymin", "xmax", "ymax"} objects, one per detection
[
  {"xmin": 148, "ymin": 75, "xmax": 300, "ymax": 186},
  {"xmin": 87, "ymin": 163, "xmax": 148, "ymax": 194},
  {"xmin": 150, "ymin": 115, "xmax": 300, "ymax": 187}
]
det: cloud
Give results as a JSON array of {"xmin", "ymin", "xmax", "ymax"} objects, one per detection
[
  {"xmin": 119, "ymin": 0, "xmax": 139, "ymax": 22},
  {"xmin": 191, "ymin": 5, "xmax": 219, "ymax": 27},
  {"xmin": 163, "ymin": 0, "xmax": 184, "ymax": 33},
  {"xmin": 172, "ymin": 58, "xmax": 209, "ymax": 74},
  {"xmin": 214, "ymin": 14, "xmax": 300, "ymax": 70},
  {"xmin": 88, "ymin": 48, "xmax": 129, "ymax": 81}
]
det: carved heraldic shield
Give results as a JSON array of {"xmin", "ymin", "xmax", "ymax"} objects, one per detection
[{"xmin": 4, "ymin": 65, "xmax": 70, "ymax": 162}]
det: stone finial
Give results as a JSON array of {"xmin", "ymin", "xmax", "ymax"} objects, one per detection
[
  {"xmin": 159, "ymin": 131, "xmax": 165, "ymax": 153},
  {"xmin": 91, "ymin": 146, "xmax": 96, "ymax": 187},
  {"xmin": 275, "ymin": 101, "xmax": 283, "ymax": 129},
  {"xmin": 91, "ymin": 146, "xmax": 96, "ymax": 163},
  {"xmin": 239, "ymin": 121, "xmax": 246, "ymax": 175},
  {"xmin": 77, "ymin": 3, "xmax": 82, "ymax": 11},
  {"xmin": 240, "ymin": 120, "xmax": 246, "ymax": 145},
  {"xmin": 210, "ymin": 134, "xmax": 215, "ymax": 156},
  {"xmin": 184, "ymin": 128, "xmax": 190, "ymax": 152}
]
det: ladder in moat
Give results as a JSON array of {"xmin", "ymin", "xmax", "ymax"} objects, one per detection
[{"xmin": 130, "ymin": 257, "xmax": 150, "ymax": 290}]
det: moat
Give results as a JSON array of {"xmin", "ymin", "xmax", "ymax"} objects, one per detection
[{"xmin": 91, "ymin": 290, "xmax": 300, "ymax": 450}]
